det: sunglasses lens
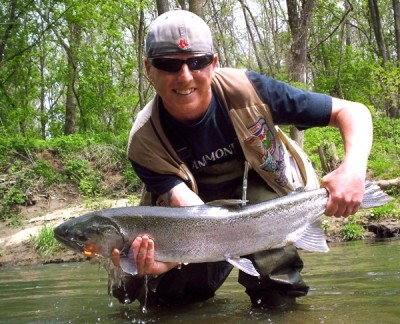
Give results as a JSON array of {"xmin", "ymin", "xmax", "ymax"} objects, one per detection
[
  {"xmin": 151, "ymin": 58, "xmax": 183, "ymax": 72},
  {"xmin": 150, "ymin": 54, "xmax": 213, "ymax": 73},
  {"xmin": 187, "ymin": 55, "xmax": 214, "ymax": 70}
]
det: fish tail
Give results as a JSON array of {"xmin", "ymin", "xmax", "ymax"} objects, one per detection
[{"xmin": 360, "ymin": 182, "xmax": 393, "ymax": 209}]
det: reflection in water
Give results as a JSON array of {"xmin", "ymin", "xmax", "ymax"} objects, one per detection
[{"xmin": 1, "ymin": 239, "xmax": 400, "ymax": 323}]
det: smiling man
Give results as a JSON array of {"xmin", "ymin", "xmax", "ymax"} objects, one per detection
[{"xmin": 112, "ymin": 9, "xmax": 373, "ymax": 309}]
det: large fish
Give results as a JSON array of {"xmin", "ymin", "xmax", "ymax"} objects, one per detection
[{"xmin": 54, "ymin": 182, "xmax": 391, "ymax": 277}]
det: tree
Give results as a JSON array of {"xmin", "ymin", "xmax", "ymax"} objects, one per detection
[
  {"xmin": 286, "ymin": 0, "xmax": 316, "ymax": 147},
  {"xmin": 156, "ymin": 0, "xmax": 169, "ymax": 15},
  {"xmin": 368, "ymin": 0, "xmax": 388, "ymax": 63}
]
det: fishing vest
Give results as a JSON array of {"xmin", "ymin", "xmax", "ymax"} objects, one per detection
[{"xmin": 127, "ymin": 68, "xmax": 319, "ymax": 204}]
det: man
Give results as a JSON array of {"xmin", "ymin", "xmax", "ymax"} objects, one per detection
[{"xmin": 111, "ymin": 9, "xmax": 372, "ymax": 308}]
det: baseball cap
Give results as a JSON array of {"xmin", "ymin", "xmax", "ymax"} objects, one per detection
[{"xmin": 146, "ymin": 9, "xmax": 213, "ymax": 58}]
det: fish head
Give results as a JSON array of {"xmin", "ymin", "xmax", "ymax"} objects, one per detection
[{"xmin": 54, "ymin": 212, "xmax": 125, "ymax": 258}]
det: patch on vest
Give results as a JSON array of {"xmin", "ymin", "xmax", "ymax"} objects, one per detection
[{"xmin": 245, "ymin": 117, "xmax": 288, "ymax": 187}]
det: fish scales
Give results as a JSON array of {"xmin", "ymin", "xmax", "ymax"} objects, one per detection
[{"xmin": 54, "ymin": 182, "xmax": 392, "ymax": 276}]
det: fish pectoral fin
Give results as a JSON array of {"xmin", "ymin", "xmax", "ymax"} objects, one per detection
[
  {"xmin": 225, "ymin": 255, "xmax": 260, "ymax": 277},
  {"xmin": 119, "ymin": 247, "xmax": 138, "ymax": 276},
  {"xmin": 294, "ymin": 219, "xmax": 329, "ymax": 253}
]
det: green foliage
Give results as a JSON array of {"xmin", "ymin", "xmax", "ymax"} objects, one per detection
[
  {"xmin": 7, "ymin": 213, "xmax": 24, "ymax": 227},
  {"xmin": 124, "ymin": 168, "xmax": 143, "ymax": 193},
  {"xmin": 65, "ymin": 158, "xmax": 103, "ymax": 197},
  {"xmin": 368, "ymin": 202, "xmax": 400, "ymax": 221},
  {"xmin": 0, "ymin": 160, "xmax": 31, "ymax": 223},
  {"xmin": 321, "ymin": 217, "xmax": 330, "ymax": 233},
  {"xmin": 3, "ymin": 187, "xmax": 26, "ymax": 206},
  {"xmin": 49, "ymin": 134, "xmax": 99, "ymax": 156},
  {"xmin": 30, "ymin": 225, "xmax": 61, "ymax": 256},
  {"xmin": 83, "ymin": 198, "xmax": 112, "ymax": 210},
  {"xmin": 303, "ymin": 126, "xmax": 343, "ymax": 171},
  {"xmin": 32, "ymin": 160, "xmax": 63, "ymax": 186},
  {"xmin": 128, "ymin": 195, "xmax": 141, "ymax": 206},
  {"xmin": 368, "ymin": 118, "xmax": 400, "ymax": 179},
  {"xmin": 0, "ymin": 133, "xmax": 141, "ymax": 219},
  {"xmin": 372, "ymin": 62, "xmax": 400, "ymax": 110},
  {"xmin": 304, "ymin": 117, "xmax": 400, "ymax": 181},
  {"xmin": 340, "ymin": 216, "xmax": 365, "ymax": 241}
]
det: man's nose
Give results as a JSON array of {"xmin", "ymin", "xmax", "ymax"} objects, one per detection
[{"xmin": 176, "ymin": 63, "xmax": 194, "ymax": 81}]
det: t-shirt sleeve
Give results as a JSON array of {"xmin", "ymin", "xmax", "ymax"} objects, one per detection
[
  {"xmin": 246, "ymin": 71, "xmax": 332, "ymax": 130},
  {"xmin": 130, "ymin": 159, "xmax": 183, "ymax": 195}
]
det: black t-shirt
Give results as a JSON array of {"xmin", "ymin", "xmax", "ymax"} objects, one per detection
[{"xmin": 131, "ymin": 71, "xmax": 332, "ymax": 196}]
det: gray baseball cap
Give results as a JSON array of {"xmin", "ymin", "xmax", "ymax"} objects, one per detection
[{"xmin": 146, "ymin": 10, "xmax": 213, "ymax": 58}]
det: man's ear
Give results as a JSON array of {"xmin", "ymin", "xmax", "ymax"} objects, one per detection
[{"xmin": 144, "ymin": 58, "xmax": 152, "ymax": 78}]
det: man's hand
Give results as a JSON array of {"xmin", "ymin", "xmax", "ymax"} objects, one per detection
[
  {"xmin": 111, "ymin": 235, "xmax": 179, "ymax": 276},
  {"xmin": 320, "ymin": 163, "xmax": 365, "ymax": 218}
]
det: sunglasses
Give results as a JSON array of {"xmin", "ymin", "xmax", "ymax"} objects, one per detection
[{"xmin": 149, "ymin": 54, "xmax": 214, "ymax": 73}]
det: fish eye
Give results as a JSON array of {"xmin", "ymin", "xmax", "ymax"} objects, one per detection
[{"xmin": 76, "ymin": 232, "xmax": 88, "ymax": 241}]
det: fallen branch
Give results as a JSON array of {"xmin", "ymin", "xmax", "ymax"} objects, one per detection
[{"xmin": 373, "ymin": 177, "xmax": 400, "ymax": 190}]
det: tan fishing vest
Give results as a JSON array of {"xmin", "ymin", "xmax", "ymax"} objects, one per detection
[{"xmin": 127, "ymin": 68, "xmax": 319, "ymax": 204}]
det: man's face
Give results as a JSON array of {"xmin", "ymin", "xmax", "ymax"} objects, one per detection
[{"xmin": 145, "ymin": 53, "xmax": 218, "ymax": 124}]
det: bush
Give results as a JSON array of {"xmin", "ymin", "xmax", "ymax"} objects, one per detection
[
  {"xmin": 65, "ymin": 158, "xmax": 103, "ymax": 197},
  {"xmin": 340, "ymin": 216, "xmax": 365, "ymax": 241},
  {"xmin": 32, "ymin": 160, "xmax": 63, "ymax": 186}
]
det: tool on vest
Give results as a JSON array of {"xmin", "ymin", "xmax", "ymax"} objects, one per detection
[{"xmin": 242, "ymin": 161, "xmax": 249, "ymax": 206}]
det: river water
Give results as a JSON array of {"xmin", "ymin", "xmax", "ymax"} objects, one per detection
[{"xmin": 1, "ymin": 239, "xmax": 399, "ymax": 323}]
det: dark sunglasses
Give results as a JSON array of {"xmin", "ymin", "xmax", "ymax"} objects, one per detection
[{"xmin": 149, "ymin": 54, "xmax": 214, "ymax": 73}]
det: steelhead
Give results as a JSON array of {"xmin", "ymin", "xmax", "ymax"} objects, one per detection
[{"xmin": 54, "ymin": 182, "xmax": 391, "ymax": 276}]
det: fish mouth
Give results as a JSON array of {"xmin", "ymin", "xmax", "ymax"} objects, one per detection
[{"xmin": 54, "ymin": 224, "xmax": 86, "ymax": 252}]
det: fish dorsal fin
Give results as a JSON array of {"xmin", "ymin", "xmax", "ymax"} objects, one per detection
[
  {"xmin": 225, "ymin": 255, "xmax": 260, "ymax": 277},
  {"xmin": 294, "ymin": 187, "xmax": 306, "ymax": 193},
  {"xmin": 206, "ymin": 199, "xmax": 248, "ymax": 207},
  {"xmin": 294, "ymin": 219, "xmax": 329, "ymax": 252}
]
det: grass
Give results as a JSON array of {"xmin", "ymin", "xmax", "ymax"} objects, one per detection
[{"xmin": 30, "ymin": 225, "xmax": 61, "ymax": 256}]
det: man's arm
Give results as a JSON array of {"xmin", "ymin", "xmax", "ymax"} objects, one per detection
[
  {"xmin": 112, "ymin": 182, "xmax": 204, "ymax": 276},
  {"xmin": 321, "ymin": 97, "xmax": 372, "ymax": 217},
  {"xmin": 157, "ymin": 182, "xmax": 204, "ymax": 206}
]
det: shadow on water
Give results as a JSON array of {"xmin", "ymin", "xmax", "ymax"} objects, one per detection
[{"xmin": 1, "ymin": 239, "xmax": 400, "ymax": 323}]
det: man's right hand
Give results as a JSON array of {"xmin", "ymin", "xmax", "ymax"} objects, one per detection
[{"xmin": 111, "ymin": 235, "xmax": 179, "ymax": 276}]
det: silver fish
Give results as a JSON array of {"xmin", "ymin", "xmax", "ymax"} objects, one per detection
[{"xmin": 54, "ymin": 182, "xmax": 392, "ymax": 277}]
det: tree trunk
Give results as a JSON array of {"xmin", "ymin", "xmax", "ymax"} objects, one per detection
[
  {"xmin": 178, "ymin": 0, "xmax": 187, "ymax": 10},
  {"xmin": 138, "ymin": 7, "xmax": 146, "ymax": 110},
  {"xmin": 189, "ymin": 0, "xmax": 203, "ymax": 17},
  {"xmin": 156, "ymin": 0, "xmax": 169, "ymax": 15},
  {"xmin": 39, "ymin": 47, "xmax": 46, "ymax": 139},
  {"xmin": 286, "ymin": 0, "xmax": 316, "ymax": 147},
  {"xmin": 238, "ymin": 0, "xmax": 265, "ymax": 74},
  {"xmin": 0, "ymin": 0, "xmax": 17, "ymax": 64},
  {"xmin": 64, "ymin": 22, "xmax": 82, "ymax": 135},
  {"xmin": 392, "ymin": 0, "xmax": 400, "ymax": 118},
  {"xmin": 318, "ymin": 140, "xmax": 340, "ymax": 175},
  {"xmin": 368, "ymin": 0, "xmax": 388, "ymax": 64},
  {"xmin": 393, "ymin": 0, "xmax": 400, "ymax": 61}
]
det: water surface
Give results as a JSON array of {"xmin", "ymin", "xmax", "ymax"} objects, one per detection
[{"xmin": 1, "ymin": 239, "xmax": 399, "ymax": 323}]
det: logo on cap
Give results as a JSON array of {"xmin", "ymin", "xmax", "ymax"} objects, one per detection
[{"xmin": 178, "ymin": 38, "xmax": 190, "ymax": 49}]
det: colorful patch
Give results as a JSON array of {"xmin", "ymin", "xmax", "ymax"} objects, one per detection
[
  {"xmin": 178, "ymin": 38, "xmax": 190, "ymax": 49},
  {"xmin": 247, "ymin": 117, "xmax": 288, "ymax": 187}
]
